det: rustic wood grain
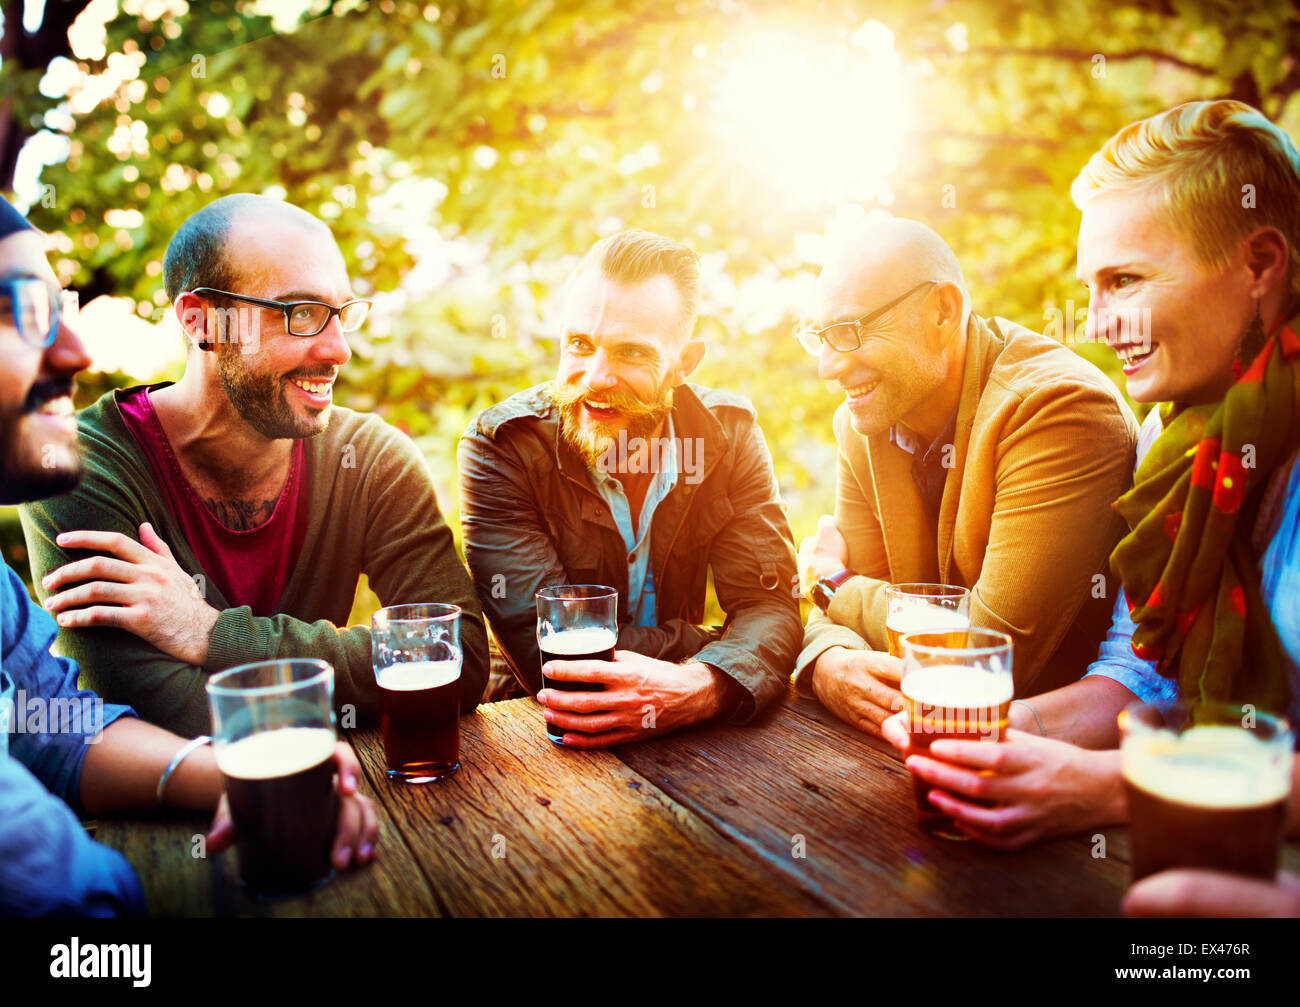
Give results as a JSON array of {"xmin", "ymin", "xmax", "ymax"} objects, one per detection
[
  {"xmin": 95, "ymin": 751, "xmax": 438, "ymax": 917},
  {"xmin": 618, "ymin": 698, "xmax": 1135, "ymax": 916},
  {"xmin": 350, "ymin": 699, "xmax": 835, "ymax": 917},
  {"xmin": 96, "ymin": 684, "xmax": 1300, "ymax": 917}
]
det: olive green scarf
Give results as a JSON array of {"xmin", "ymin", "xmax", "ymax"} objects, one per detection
[{"xmin": 1110, "ymin": 321, "xmax": 1300, "ymax": 715}]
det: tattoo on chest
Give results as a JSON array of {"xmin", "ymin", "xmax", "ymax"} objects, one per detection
[{"xmin": 203, "ymin": 496, "xmax": 279, "ymax": 531}]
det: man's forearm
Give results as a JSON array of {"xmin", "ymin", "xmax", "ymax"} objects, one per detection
[
  {"xmin": 1009, "ymin": 675, "xmax": 1138, "ymax": 749},
  {"xmin": 79, "ymin": 718, "xmax": 222, "ymax": 814}
]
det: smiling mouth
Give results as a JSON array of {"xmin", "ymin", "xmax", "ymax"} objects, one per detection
[
  {"xmin": 289, "ymin": 377, "xmax": 333, "ymax": 397},
  {"xmin": 1115, "ymin": 342, "xmax": 1157, "ymax": 366},
  {"xmin": 583, "ymin": 399, "xmax": 620, "ymax": 418},
  {"xmin": 32, "ymin": 395, "xmax": 75, "ymax": 418},
  {"xmin": 843, "ymin": 380, "xmax": 880, "ymax": 399}
]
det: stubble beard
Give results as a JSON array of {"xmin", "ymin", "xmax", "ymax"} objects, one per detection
[
  {"xmin": 0, "ymin": 419, "xmax": 80, "ymax": 503},
  {"xmin": 0, "ymin": 380, "xmax": 82, "ymax": 504},
  {"xmin": 217, "ymin": 345, "xmax": 331, "ymax": 440}
]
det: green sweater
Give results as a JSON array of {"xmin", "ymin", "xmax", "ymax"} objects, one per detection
[{"xmin": 19, "ymin": 387, "xmax": 489, "ymax": 737}]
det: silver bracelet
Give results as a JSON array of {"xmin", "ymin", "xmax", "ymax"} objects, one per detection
[
  {"xmin": 1011, "ymin": 699, "xmax": 1046, "ymax": 736},
  {"xmin": 156, "ymin": 735, "xmax": 212, "ymax": 805}
]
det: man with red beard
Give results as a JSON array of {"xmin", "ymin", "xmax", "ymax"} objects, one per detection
[
  {"xmin": 20, "ymin": 194, "xmax": 488, "ymax": 736},
  {"xmin": 459, "ymin": 230, "xmax": 801, "ymax": 747}
]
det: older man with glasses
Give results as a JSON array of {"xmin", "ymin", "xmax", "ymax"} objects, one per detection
[
  {"xmin": 19, "ymin": 193, "xmax": 488, "ymax": 736},
  {"xmin": 794, "ymin": 217, "xmax": 1139, "ymax": 738}
]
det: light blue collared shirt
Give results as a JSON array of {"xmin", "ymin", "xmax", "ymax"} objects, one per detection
[
  {"xmin": 1085, "ymin": 411, "xmax": 1300, "ymax": 727},
  {"xmin": 588, "ymin": 417, "xmax": 679, "ymax": 627}
]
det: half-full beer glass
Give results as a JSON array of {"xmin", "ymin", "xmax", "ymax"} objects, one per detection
[
  {"xmin": 885, "ymin": 583, "xmax": 971, "ymax": 659},
  {"xmin": 1120, "ymin": 701, "xmax": 1293, "ymax": 881},
  {"xmin": 900, "ymin": 628, "xmax": 1014, "ymax": 841},
  {"xmin": 536, "ymin": 585, "xmax": 618, "ymax": 744},
  {"xmin": 372, "ymin": 603, "xmax": 463, "ymax": 782},
  {"xmin": 206, "ymin": 659, "xmax": 338, "ymax": 896}
]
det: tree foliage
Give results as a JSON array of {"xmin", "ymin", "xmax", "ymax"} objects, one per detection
[{"xmin": 3, "ymin": 0, "xmax": 1299, "ymax": 583}]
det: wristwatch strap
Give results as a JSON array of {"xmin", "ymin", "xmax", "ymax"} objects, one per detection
[{"xmin": 812, "ymin": 568, "xmax": 857, "ymax": 613}]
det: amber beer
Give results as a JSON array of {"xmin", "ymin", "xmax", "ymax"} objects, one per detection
[
  {"xmin": 886, "ymin": 605, "xmax": 970, "ymax": 659},
  {"xmin": 378, "ymin": 660, "xmax": 461, "ymax": 782},
  {"xmin": 538, "ymin": 626, "xmax": 616, "ymax": 742},
  {"xmin": 885, "ymin": 584, "xmax": 971, "ymax": 659},
  {"xmin": 903, "ymin": 664, "xmax": 1013, "ymax": 839},
  {"xmin": 1122, "ymin": 718, "xmax": 1292, "ymax": 881},
  {"xmin": 215, "ymin": 726, "xmax": 338, "ymax": 895}
]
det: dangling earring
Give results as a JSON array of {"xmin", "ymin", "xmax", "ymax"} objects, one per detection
[{"xmin": 1233, "ymin": 296, "xmax": 1267, "ymax": 378}]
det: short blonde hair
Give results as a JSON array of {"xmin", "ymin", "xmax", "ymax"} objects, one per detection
[
  {"xmin": 575, "ymin": 229, "xmax": 700, "ymax": 337},
  {"xmin": 1071, "ymin": 100, "xmax": 1300, "ymax": 304}
]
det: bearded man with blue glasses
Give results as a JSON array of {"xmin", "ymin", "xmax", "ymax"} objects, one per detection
[{"xmin": 19, "ymin": 194, "xmax": 489, "ymax": 736}]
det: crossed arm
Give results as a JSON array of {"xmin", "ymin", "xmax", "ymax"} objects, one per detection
[{"xmin": 20, "ymin": 430, "xmax": 489, "ymax": 735}]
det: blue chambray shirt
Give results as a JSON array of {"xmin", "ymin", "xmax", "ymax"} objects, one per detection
[
  {"xmin": 0, "ymin": 561, "xmax": 144, "ymax": 916},
  {"xmin": 588, "ymin": 416, "xmax": 679, "ymax": 627},
  {"xmin": 1084, "ymin": 413, "xmax": 1300, "ymax": 728}
]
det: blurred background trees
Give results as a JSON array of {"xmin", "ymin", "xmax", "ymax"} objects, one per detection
[{"xmin": 3, "ymin": 0, "xmax": 1299, "ymax": 600}]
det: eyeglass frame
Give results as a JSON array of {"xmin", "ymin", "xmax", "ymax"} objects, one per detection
[
  {"xmin": 188, "ymin": 287, "xmax": 372, "ymax": 337},
  {"xmin": 0, "ymin": 276, "xmax": 73, "ymax": 350},
  {"xmin": 796, "ymin": 281, "xmax": 937, "ymax": 355}
]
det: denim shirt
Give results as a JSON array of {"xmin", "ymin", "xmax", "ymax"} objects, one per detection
[
  {"xmin": 1085, "ymin": 413, "xmax": 1300, "ymax": 727},
  {"xmin": 0, "ymin": 561, "xmax": 143, "ymax": 916},
  {"xmin": 587, "ymin": 416, "xmax": 680, "ymax": 627}
]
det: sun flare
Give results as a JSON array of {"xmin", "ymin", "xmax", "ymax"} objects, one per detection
[{"xmin": 710, "ymin": 24, "xmax": 909, "ymax": 208}]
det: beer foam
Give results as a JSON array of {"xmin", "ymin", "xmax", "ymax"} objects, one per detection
[
  {"xmin": 902, "ymin": 664, "xmax": 1013, "ymax": 708},
  {"xmin": 887, "ymin": 604, "xmax": 971, "ymax": 634},
  {"xmin": 1123, "ymin": 725, "xmax": 1291, "ymax": 808},
  {"xmin": 215, "ymin": 726, "xmax": 337, "ymax": 780},
  {"xmin": 538, "ymin": 626, "xmax": 617, "ymax": 655},
  {"xmin": 377, "ymin": 659, "xmax": 461, "ymax": 691}
]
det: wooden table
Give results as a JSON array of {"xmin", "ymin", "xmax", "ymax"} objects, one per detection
[{"xmin": 96, "ymin": 689, "xmax": 1300, "ymax": 916}]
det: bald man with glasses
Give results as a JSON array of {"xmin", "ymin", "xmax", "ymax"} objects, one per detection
[
  {"xmin": 19, "ymin": 194, "xmax": 489, "ymax": 736},
  {"xmin": 794, "ymin": 219, "xmax": 1138, "ymax": 738}
]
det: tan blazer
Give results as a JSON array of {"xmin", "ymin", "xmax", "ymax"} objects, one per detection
[{"xmin": 796, "ymin": 312, "xmax": 1139, "ymax": 696}]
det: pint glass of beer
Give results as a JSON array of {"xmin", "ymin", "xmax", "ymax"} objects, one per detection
[
  {"xmin": 372, "ymin": 603, "xmax": 463, "ymax": 783},
  {"xmin": 536, "ymin": 585, "xmax": 618, "ymax": 744},
  {"xmin": 900, "ymin": 628, "xmax": 1014, "ymax": 841},
  {"xmin": 885, "ymin": 583, "xmax": 971, "ymax": 659},
  {"xmin": 1120, "ymin": 701, "xmax": 1294, "ymax": 881},
  {"xmin": 206, "ymin": 659, "xmax": 338, "ymax": 896}
]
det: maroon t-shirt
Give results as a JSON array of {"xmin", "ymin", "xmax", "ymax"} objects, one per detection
[{"xmin": 116, "ymin": 385, "xmax": 308, "ymax": 616}]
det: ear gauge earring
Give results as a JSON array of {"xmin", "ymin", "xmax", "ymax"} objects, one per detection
[{"xmin": 1233, "ymin": 296, "xmax": 1268, "ymax": 378}]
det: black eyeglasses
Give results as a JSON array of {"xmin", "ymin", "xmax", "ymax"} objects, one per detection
[
  {"xmin": 796, "ymin": 281, "xmax": 936, "ymax": 356},
  {"xmin": 0, "ymin": 276, "xmax": 72, "ymax": 349},
  {"xmin": 189, "ymin": 287, "xmax": 372, "ymax": 337}
]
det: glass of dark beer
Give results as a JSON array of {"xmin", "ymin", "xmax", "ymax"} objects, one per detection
[
  {"xmin": 1120, "ymin": 701, "xmax": 1294, "ymax": 881},
  {"xmin": 371, "ymin": 603, "xmax": 462, "ymax": 783},
  {"xmin": 206, "ymin": 659, "xmax": 338, "ymax": 896},
  {"xmin": 535, "ymin": 585, "xmax": 618, "ymax": 744},
  {"xmin": 900, "ymin": 628, "xmax": 1014, "ymax": 841}
]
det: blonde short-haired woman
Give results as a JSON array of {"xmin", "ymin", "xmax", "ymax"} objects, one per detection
[{"xmin": 883, "ymin": 100, "xmax": 1300, "ymax": 915}]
